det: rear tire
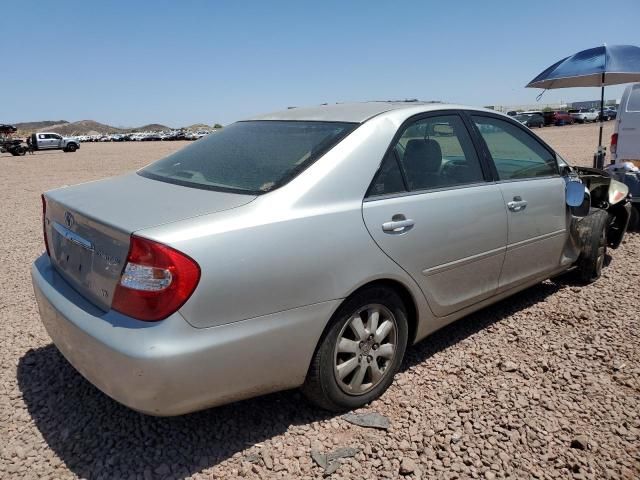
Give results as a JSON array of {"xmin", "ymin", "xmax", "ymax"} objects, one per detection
[
  {"xmin": 302, "ymin": 286, "xmax": 409, "ymax": 411},
  {"xmin": 575, "ymin": 209, "xmax": 609, "ymax": 284}
]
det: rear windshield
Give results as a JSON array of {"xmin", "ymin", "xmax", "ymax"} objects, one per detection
[{"xmin": 139, "ymin": 120, "xmax": 357, "ymax": 194}]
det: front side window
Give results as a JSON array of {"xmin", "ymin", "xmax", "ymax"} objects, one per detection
[
  {"xmin": 472, "ymin": 116, "xmax": 558, "ymax": 180},
  {"xmin": 627, "ymin": 84, "xmax": 640, "ymax": 112},
  {"xmin": 394, "ymin": 115, "xmax": 485, "ymax": 191},
  {"xmin": 139, "ymin": 120, "xmax": 357, "ymax": 194}
]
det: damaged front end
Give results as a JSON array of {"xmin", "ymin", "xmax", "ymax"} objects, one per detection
[{"xmin": 573, "ymin": 167, "xmax": 631, "ymax": 249}]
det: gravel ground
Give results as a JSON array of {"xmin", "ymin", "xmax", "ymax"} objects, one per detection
[{"xmin": 1, "ymin": 123, "xmax": 639, "ymax": 479}]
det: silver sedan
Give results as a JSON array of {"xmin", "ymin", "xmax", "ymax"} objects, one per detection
[{"xmin": 32, "ymin": 102, "xmax": 630, "ymax": 415}]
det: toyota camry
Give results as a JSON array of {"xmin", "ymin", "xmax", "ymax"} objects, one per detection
[{"xmin": 32, "ymin": 102, "xmax": 630, "ymax": 415}]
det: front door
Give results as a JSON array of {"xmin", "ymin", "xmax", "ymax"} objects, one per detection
[
  {"xmin": 470, "ymin": 114, "xmax": 568, "ymax": 289},
  {"xmin": 363, "ymin": 113, "xmax": 508, "ymax": 317},
  {"xmin": 51, "ymin": 134, "xmax": 63, "ymax": 148}
]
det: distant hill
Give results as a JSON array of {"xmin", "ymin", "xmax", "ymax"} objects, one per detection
[
  {"xmin": 13, "ymin": 120, "xmax": 171, "ymax": 136},
  {"xmin": 13, "ymin": 120, "xmax": 69, "ymax": 132},
  {"xmin": 137, "ymin": 124, "xmax": 171, "ymax": 132},
  {"xmin": 186, "ymin": 123, "xmax": 210, "ymax": 130}
]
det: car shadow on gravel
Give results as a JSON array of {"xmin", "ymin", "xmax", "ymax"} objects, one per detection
[
  {"xmin": 401, "ymin": 280, "xmax": 562, "ymax": 369},
  {"xmin": 17, "ymin": 344, "xmax": 337, "ymax": 479},
  {"xmin": 17, "ymin": 281, "xmax": 562, "ymax": 479}
]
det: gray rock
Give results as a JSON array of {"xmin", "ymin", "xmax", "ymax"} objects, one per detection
[
  {"xmin": 154, "ymin": 463, "xmax": 170, "ymax": 476},
  {"xmin": 311, "ymin": 447, "xmax": 360, "ymax": 475},
  {"xmin": 261, "ymin": 449, "xmax": 274, "ymax": 470},
  {"xmin": 501, "ymin": 361, "xmax": 518, "ymax": 372},
  {"xmin": 400, "ymin": 457, "xmax": 416, "ymax": 475},
  {"xmin": 342, "ymin": 412, "xmax": 391, "ymax": 430},
  {"xmin": 570, "ymin": 435, "xmax": 589, "ymax": 450}
]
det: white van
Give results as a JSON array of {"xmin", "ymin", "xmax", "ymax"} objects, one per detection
[{"xmin": 611, "ymin": 83, "xmax": 640, "ymax": 167}]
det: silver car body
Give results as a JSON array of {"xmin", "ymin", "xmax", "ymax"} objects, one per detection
[{"xmin": 32, "ymin": 102, "xmax": 581, "ymax": 415}]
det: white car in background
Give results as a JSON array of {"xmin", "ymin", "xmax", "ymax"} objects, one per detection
[{"xmin": 569, "ymin": 109, "xmax": 599, "ymax": 123}]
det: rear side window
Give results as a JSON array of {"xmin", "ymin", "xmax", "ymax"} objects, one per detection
[
  {"xmin": 394, "ymin": 115, "xmax": 485, "ymax": 192},
  {"xmin": 472, "ymin": 116, "xmax": 558, "ymax": 180},
  {"xmin": 367, "ymin": 150, "xmax": 406, "ymax": 196},
  {"xmin": 140, "ymin": 120, "xmax": 357, "ymax": 194},
  {"xmin": 626, "ymin": 84, "xmax": 640, "ymax": 112}
]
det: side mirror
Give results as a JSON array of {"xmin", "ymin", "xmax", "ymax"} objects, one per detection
[{"xmin": 566, "ymin": 181, "xmax": 590, "ymax": 217}]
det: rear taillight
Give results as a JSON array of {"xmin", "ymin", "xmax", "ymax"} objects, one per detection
[
  {"xmin": 41, "ymin": 194, "xmax": 50, "ymax": 256},
  {"xmin": 611, "ymin": 133, "xmax": 618, "ymax": 155},
  {"xmin": 112, "ymin": 236, "xmax": 200, "ymax": 321}
]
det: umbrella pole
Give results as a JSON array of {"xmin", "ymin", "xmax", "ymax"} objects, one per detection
[{"xmin": 595, "ymin": 73, "xmax": 606, "ymax": 169}]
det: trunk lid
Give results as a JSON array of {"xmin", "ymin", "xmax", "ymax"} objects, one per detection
[{"xmin": 44, "ymin": 173, "xmax": 256, "ymax": 310}]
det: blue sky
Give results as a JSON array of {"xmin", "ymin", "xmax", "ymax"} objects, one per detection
[{"xmin": 3, "ymin": 0, "xmax": 639, "ymax": 127}]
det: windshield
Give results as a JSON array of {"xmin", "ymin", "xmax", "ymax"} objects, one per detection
[
  {"xmin": 139, "ymin": 120, "xmax": 357, "ymax": 194},
  {"xmin": 514, "ymin": 115, "xmax": 530, "ymax": 121}
]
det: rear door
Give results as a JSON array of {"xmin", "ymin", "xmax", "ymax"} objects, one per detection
[
  {"xmin": 617, "ymin": 84, "xmax": 640, "ymax": 165},
  {"xmin": 42, "ymin": 134, "xmax": 58, "ymax": 149},
  {"xmin": 37, "ymin": 133, "xmax": 51, "ymax": 149},
  {"xmin": 363, "ymin": 112, "xmax": 508, "ymax": 317},
  {"xmin": 469, "ymin": 114, "xmax": 567, "ymax": 289}
]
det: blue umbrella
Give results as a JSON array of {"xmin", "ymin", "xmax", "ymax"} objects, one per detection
[{"xmin": 526, "ymin": 45, "xmax": 640, "ymax": 168}]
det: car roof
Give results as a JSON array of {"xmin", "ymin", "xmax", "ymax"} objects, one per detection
[{"xmin": 247, "ymin": 101, "xmax": 500, "ymax": 123}]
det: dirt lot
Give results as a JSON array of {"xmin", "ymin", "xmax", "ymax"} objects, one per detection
[{"xmin": 1, "ymin": 122, "xmax": 639, "ymax": 479}]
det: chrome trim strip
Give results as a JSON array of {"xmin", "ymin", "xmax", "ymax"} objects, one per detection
[
  {"xmin": 364, "ymin": 181, "xmax": 495, "ymax": 202},
  {"xmin": 506, "ymin": 229, "xmax": 566, "ymax": 251},
  {"xmin": 53, "ymin": 222, "xmax": 94, "ymax": 252},
  {"xmin": 422, "ymin": 246, "xmax": 506, "ymax": 276}
]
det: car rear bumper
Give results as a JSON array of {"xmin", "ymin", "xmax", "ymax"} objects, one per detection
[{"xmin": 31, "ymin": 254, "xmax": 338, "ymax": 415}]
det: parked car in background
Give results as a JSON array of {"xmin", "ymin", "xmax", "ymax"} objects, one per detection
[
  {"xmin": 569, "ymin": 109, "xmax": 599, "ymax": 123},
  {"xmin": 33, "ymin": 102, "xmax": 631, "ymax": 415},
  {"xmin": 142, "ymin": 133, "xmax": 163, "ymax": 141},
  {"xmin": 506, "ymin": 111, "xmax": 517, "ymax": 116},
  {"xmin": 600, "ymin": 107, "xmax": 617, "ymax": 121},
  {"xmin": 543, "ymin": 111, "xmax": 575, "ymax": 126},
  {"xmin": 30, "ymin": 133, "xmax": 80, "ymax": 152},
  {"xmin": 520, "ymin": 110, "xmax": 544, "ymax": 117},
  {"xmin": 514, "ymin": 113, "xmax": 544, "ymax": 128}
]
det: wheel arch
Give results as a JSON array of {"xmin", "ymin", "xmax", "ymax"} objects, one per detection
[{"xmin": 328, "ymin": 278, "xmax": 420, "ymax": 347}]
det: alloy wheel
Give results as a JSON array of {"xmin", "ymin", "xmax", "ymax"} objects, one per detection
[{"xmin": 333, "ymin": 304, "xmax": 398, "ymax": 395}]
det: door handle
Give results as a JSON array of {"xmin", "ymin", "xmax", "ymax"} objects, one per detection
[
  {"xmin": 507, "ymin": 196, "xmax": 528, "ymax": 212},
  {"xmin": 382, "ymin": 218, "xmax": 415, "ymax": 233}
]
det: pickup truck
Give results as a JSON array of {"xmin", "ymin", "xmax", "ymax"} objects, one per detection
[
  {"xmin": 30, "ymin": 132, "xmax": 80, "ymax": 152},
  {"xmin": 568, "ymin": 109, "xmax": 599, "ymax": 123}
]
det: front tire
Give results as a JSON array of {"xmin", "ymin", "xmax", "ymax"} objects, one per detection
[
  {"xmin": 302, "ymin": 286, "xmax": 409, "ymax": 411},
  {"xmin": 65, "ymin": 143, "xmax": 77, "ymax": 152},
  {"xmin": 576, "ymin": 209, "xmax": 609, "ymax": 284}
]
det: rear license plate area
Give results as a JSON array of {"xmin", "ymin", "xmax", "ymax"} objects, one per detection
[{"xmin": 52, "ymin": 222, "xmax": 94, "ymax": 278}]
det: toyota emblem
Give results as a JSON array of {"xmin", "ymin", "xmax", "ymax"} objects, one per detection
[{"xmin": 64, "ymin": 211, "xmax": 75, "ymax": 228}]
